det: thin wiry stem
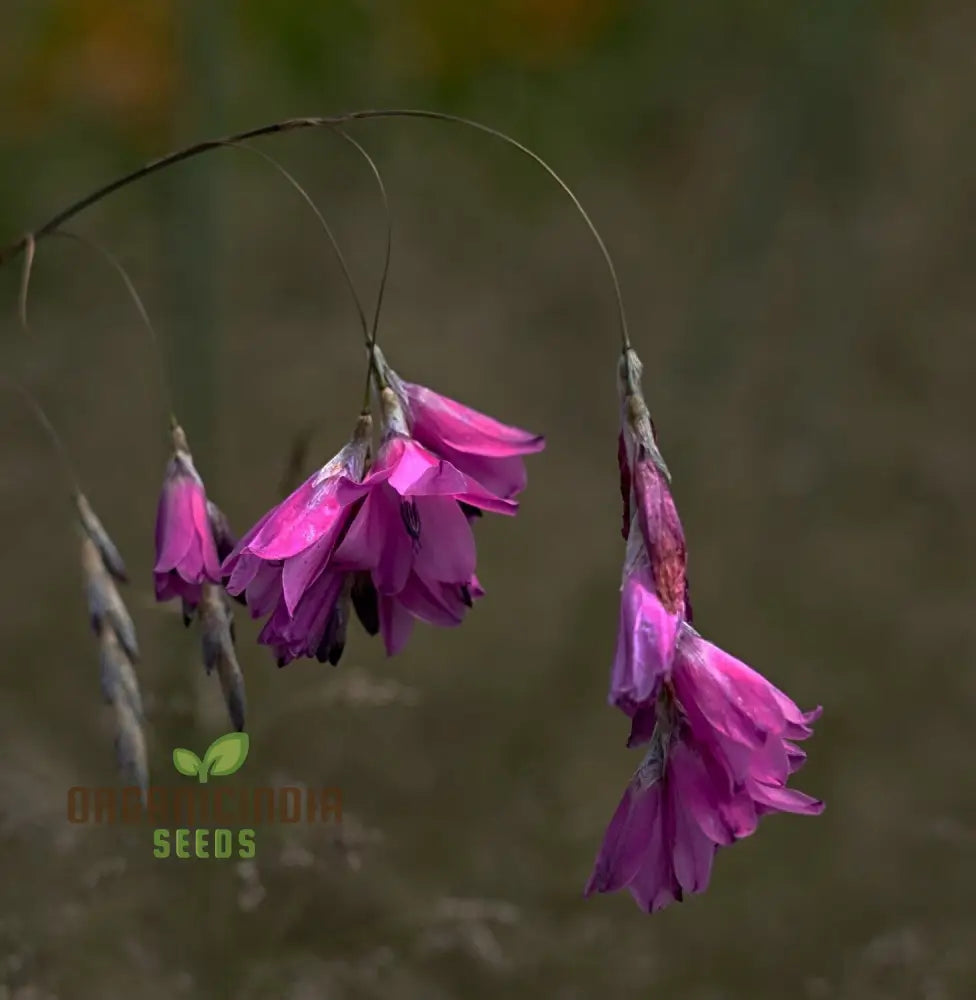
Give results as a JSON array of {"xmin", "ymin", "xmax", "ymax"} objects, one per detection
[
  {"xmin": 17, "ymin": 234, "xmax": 36, "ymax": 334},
  {"xmin": 0, "ymin": 109, "xmax": 630, "ymax": 352},
  {"xmin": 226, "ymin": 140, "xmax": 371, "ymax": 342},
  {"xmin": 367, "ymin": 110, "xmax": 631, "ymax": 353},
  {"xmin": 330, "ymin": 127, "xmax": 392, "ymax": 350},
  {"xmin": 50, "ymin": 229, "xmax": 175, "ymax": 419},
  {"xmin": 228, "ymin": 133, "xmax": 393, "ymax": 417},
  {"xmin": 326, "ymin": 128, "xmax": 393, "ymax": 409},
  {"xmin": 0, "ymin": 374, "xmax": 81, "ymax": 494},
  {"xmin": 9, "ymin": 235, "xmax": 83, "ymax": 491}
]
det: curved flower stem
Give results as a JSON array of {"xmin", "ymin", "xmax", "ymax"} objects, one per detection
[
  {"xmin": 329, "ymin": 127, "xmax": 392, "ymax": 352},
  {"xmin": 6, "ymin": 241, "xmax": 80, "ymax": 492},
  {"xmin": 0, "ymin": 109, "xmax": 630, "ymax": 353},
  {"xmin": 16, "ymin": 234, "xmax": 36, "ymax": 335},
  {"xmin": 224, "ymin": 139, "xmax": 372, "ymax": 341},
  {"xmin": 50, "ymin": 229, "xmax": 176, "ymax": 421},
  {"xmin": 366, "ymin": 110, "xmax": 631, "ymax": 353},
  {"xmin": 0, "ymin": 373, "xmax": 81, "ymax": 495}
]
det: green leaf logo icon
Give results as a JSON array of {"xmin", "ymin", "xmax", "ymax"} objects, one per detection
[
  {"xmin": 172, "ymin": 733, "xmax": 250, "ymax": 783},
  {"xmin": 173, "ymin": 747, "xmax": 202, "ymax": 778},
  {"xmin": 201, "ymin": 732, "xmax": 249, "ymax": 781}
]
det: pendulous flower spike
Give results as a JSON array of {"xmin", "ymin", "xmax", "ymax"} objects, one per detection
[{"xmin": 591, "ymin": 346, "xmax": 821, "ymax": 913}]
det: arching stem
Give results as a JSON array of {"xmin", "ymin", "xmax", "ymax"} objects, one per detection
[{"xmin": 0, "ymin": 109, "xmax": 630, "ymax": 353}]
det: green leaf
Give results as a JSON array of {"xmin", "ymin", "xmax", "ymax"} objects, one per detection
[
  {"xmin": 201, "ymin": 732, "xmax": 250, "ymax": 779},
  {"xmin": 172, "ymin": 747, "xmax": 202, "ymax": 777}
]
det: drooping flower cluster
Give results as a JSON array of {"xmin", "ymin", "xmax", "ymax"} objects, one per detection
[
  {"xmin": 6, "ymin": 111, "xmax": 828, "ymax": 885},
  {"xmin": 221, "ymin": 347, "xmax": 544, "ymax": 665},
  {"xmin": 584, "ymin": 348, "xmax": 823, "ymax": 913}
]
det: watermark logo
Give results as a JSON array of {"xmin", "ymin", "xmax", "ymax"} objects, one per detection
[
  {"xmin": 172, "ymin": 732, "xmax": 250, "ymax": 783},
  {"xmin": 67, "ymin": 732, "xmax": 342, "ymax": 860},
  {"xmin": 155, "ymin": 731, "xmax": 255, "ymax": 859}
]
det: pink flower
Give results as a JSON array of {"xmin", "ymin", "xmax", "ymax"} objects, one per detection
[
  {"xmin": 221, "ymin": 414, "xmax": 372, "ymax": 666},
  {"xmin": 221, "ymin": 380, "xmax": 511, "ymax": 665},
  {"xmin": 374, "ymin": 346, "xmax": 545, "ymax": 500},
  {"xmin": 609, "ymin": 554, "xmax": 681, "ymax": 717},
  {"xmin": 256, "ymin": 568, "xmax": 350, "ymax": 666},
  {"xmin": 330, "ymin": 385, "xmax": 516, "ymax": 655},
  {"xmin": 154, "ymin": 423, "xmax": 228, "ymax": 610},
  {"xmin": 584, "ymin": 734, "xmax": 720, "ymax": 912},
  {"xmin": 586, "ymin": 624, "xmax": 823, "ymax": 912}
]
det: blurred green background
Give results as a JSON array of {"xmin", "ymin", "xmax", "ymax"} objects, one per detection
[{"xmin": 1, "ymin": 1, "xmax": 974, "ymax": 997}]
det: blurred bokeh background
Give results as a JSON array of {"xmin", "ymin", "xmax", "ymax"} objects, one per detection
[{"xmin": 1, "ymin": 2, "xmax": 974, "ymax": 997}]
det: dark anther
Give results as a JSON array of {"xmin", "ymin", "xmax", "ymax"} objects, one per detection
[
  {"xmin": 351, "ymin": 572, "xmax": 380, "ymax": 636},
  {"xmin": 315, "ymin": 600, "xmax": 348, "ymax": 666},
  {"xmin": 400, "ymin": 499, "xmax": 422, "ymax": 542}
]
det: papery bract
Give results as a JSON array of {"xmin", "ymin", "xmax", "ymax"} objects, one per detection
[{"xmin": 616, "ymin": 348, "xmax": 689, "ymax": 618}]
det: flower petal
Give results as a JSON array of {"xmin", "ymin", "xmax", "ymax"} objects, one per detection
[
  {"xmin": 749, "ymin": 780, "xmax": 825, "ymax": 816},
  {"xmin": 585, "ymin": 779, "xmax": 661, "ymax": 897},
  {"xmin": 673, "ymin": 629, "xmax": 786, "ymax": 749},
  {"xmin": 379, "ymin": 595, "xmax": 414, "ymax": 655},
  {"xmin": 280, "ymin": 518, "xmax": 346, "ymax": 616},
  {"xmin": 412, "ymin": 496, "xmax": 476, "ymax": 584},
  {"xmin": 154, "ymin": 476, "xmax": 196, "ymax": 573},
  {"xmin": 609, "ymin": 566, "xmax": 680, "ymax": 715},
  {"xmin": 401, "ymin": 379, "xmax": 545, "ymax": 458},
  {"xmin": 398, "ymin": 572, "xmax": 468, "ymax": 627}
]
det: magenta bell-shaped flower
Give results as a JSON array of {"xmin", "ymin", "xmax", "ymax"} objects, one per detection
[
  {"xmin": 587, "ymin": 624, "xmax": 822, "ymax": 913},
  {"xmin": 154, "ymin": 423, "xmax": 228, "ymax": 610},
  {"xmin": 222, "ymin": 414, "xmax": 373, "ymax": 666},
  {"xmin": 331, "ymin": 384, "xmax": 517, "ymax": 655}
]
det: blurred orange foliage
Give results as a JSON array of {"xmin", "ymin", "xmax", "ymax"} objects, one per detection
[
  {"xmin": 7, "ymin": 0, "xmax": 177, "ymax": 143},
  {"xmin": 389, "ymin": 0, "xmax": 623, "ymax": 78}
]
